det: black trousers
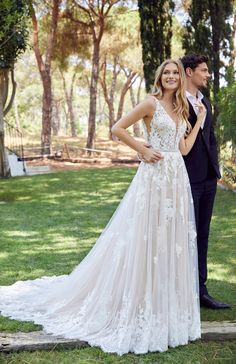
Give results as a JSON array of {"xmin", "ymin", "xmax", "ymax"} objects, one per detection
[{"xmin": 190, "ymin": 177, "xmax": 217, "ymax": 297}]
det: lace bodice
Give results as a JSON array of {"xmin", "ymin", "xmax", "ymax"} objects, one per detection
[{"xmin": 143, "ymin": 99, "xmax": 186, "ymax": 152}]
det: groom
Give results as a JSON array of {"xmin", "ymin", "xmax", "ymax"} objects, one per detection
[{"xmin": 180, "ymin": 54, "xmax": 230, "ymax": 309}]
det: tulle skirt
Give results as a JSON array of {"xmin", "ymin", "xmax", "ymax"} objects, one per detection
[{"xmin": 0, "ymin": 152, "xmax": 201, "ymax": 355}]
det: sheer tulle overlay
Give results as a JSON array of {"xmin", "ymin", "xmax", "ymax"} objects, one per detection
[{"xmin": 0, "ymin": 99, "xmax": 201, "ymax": 355}]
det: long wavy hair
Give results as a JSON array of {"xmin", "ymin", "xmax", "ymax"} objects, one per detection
[{"xmin": 151, "ymin": 59, "xmax": 191, "ymax": 133}]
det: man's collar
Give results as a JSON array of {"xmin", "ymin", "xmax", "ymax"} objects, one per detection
[{"xmin": 186, "ymin": 90, "xmax": 204, "ymax": 100}]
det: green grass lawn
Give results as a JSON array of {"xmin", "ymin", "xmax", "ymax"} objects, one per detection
[
  {"xmin": 0, "ymin": 168, "xmax": 235, "ymax": 363},
  {"xmin": 0, "ymin": 341, "xmax": 235, "ymax": 364}
]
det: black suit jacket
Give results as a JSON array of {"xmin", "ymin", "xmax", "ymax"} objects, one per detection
[{"xmin": 183, "ymin": 98, "xmax": 221, "ymax": 183}]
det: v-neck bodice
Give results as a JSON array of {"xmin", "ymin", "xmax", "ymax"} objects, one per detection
[{"xmin": 143, "ymin": 98, "xmax": 186, "ymax": 152}]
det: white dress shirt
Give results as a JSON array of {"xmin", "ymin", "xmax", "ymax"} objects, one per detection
[{"xmin": 186, "ymin": 90, "xmax": 206, "ymax": 129}]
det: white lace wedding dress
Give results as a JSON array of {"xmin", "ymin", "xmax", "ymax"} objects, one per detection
[{"xmin": 0, "ymin": 99, "xmax": 201, "ymax": 355}]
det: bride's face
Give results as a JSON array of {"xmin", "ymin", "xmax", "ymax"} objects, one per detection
[{"xmin": 161, "ymin": 63, "xmax": 180, "ymax": 91}]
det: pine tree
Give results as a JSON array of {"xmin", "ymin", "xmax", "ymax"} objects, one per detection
[
  {"xmin": 182, "ymin": 0, "xmax": 234, "ymax": 125},
  {"xmin": 138, "ymin": 0, "xmax": 175, "ymax": 92}
]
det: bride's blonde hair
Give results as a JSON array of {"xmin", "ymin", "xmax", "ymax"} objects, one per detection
[{"xmin": 151, "ymin": 59, "xmax": 191, "ymax": 133}]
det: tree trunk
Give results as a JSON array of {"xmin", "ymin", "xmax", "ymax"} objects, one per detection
[
  {"xmin": 31, "ymin": 0, "xmax": 60, "ymax": 155},
  {"xmin": 61, "ymin": 71, "xmax": 77, "ymax": 137},
  {"xmin": 0, "ymin": 69, "xmax": 11, "ymax": 178},
  {"xmin": 62, "ymin": 104, "xmax": 69, "ymax": 132},
  {"xmin": 108, "ymin": 58, "xmax": 119, "ymax": 139},
  {"xmin": 232, "ymin": 141, "xmax": 236, "ymax": 164},
  {"xmin": 99, "ymin": 61, "xmax": 117, "ymax": 140},
  {"xmin": 86, "ymin": 39, "xmax": 100, "ymax": 149},
  {"xmin": 130, "ymin": 86, "xmax": 141, "ymax": 137},
  {"xmin": 52, "ymin": 96, "xmax": 60, "ymax": 136},
  {"xmin": 100, "ymin": 89, "xmax": 115, "ymax": 139},
  {"xmin": 41, "ymin": 70, "xmax": 52, "ymax": 154},
  {"xmin": 233, "ymin": 12, "xmax": 236, "ymax": 68},
  {"xmin": 68, "ymin": 98, "xmax": 76, "ymax": 137},
  {"xmin": 116, "ymin": 71, "xmax": 137, "ymax": 122},
  {"xmin": 100, "ymin": 66, "xmax": 115, "ymax": 140},
  {"xmin": 14, "ymin": 100, "xmax": 20, "ymax": 129},
  {"xmin": 69, "ymin": 73, "xmax": 77, "ymax": 137},
  {"xmin": 137, "ymin": 76, "xmax": 143, "ymax": 104}
]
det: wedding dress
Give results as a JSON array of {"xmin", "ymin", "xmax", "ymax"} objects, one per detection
[{"xmin": 0, "ymin": 98, "xmax": 201, "ymax": 355}]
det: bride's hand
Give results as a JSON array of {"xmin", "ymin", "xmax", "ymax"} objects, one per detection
[
  {"xmin": 137, "ymin": 142, "xmax": 150, "ymax": 161},
  {"xmin": 139, "ymin": 144, "xmax": 164, "ymax": 163}
]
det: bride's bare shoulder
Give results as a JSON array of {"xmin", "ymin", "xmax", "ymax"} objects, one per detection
[
  {"xmin": 144, "ymin": 94, "xmax": 158, "ymax": 104},
  {"xmin": 139, "ymin": 95, "xmax": 157, "ymax": 114}
]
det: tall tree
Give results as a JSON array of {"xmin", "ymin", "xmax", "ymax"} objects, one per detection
[
  {"xmin": 234, "ymin": 2, "xmax": 236, "ymax": 66},
  {"xmin": 0, "ymin": 0, "xmax": 29, "ymax": 177},
  {"xmin": 30, "ymin": 0, "xmax": 61, "ymax": 154},
  {"xmin": 182, "ymin": 0, "xmax": 234, "ymax": 125},
  {"xmin": 52, "ymin": 17, "xmax": 91, "ymax": 138},
  {"xmin": 129, "ymin": 77, "xmax": 143, "ymax": 137},
  {"xmin": 99, "ymin": 8, "xmax": 142, "ymax": 138},
  {"xmin": 60, "ymin": 70, "xmax": 77, "ymax": 137},
  {"xmin": 138, "ymin": 0, "xmax": 175, "ymax": 92},
  {"xmin": 64, "ymin": 0, "xmax": 121, "ymax": 150}
]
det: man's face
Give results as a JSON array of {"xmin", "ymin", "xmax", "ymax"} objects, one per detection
[{"xmin": 186, "ymin": 62, "xmax": 210, "ymax": 88}]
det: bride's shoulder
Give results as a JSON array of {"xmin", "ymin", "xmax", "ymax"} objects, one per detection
[
  {"xmin": 141, "ymin": 95, "xmax": 157, "ymax": 111},
  {"xmin": 135, "ymin": 95, "xmax": 157, "ymax": 120}
]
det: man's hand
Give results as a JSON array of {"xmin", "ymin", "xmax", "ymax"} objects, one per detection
[{"xmin": 195, "ymin": 101, "xmax": 207, "ymax": 124}]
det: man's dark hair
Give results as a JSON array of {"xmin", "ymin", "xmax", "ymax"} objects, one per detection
[{"xmin": 180, "ymin": 54, "xmax": 209, "ymax": 71}]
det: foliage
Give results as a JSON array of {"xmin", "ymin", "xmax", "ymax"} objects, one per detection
[
  {"xmin": 182, "ymin": 0, "xmax": 234, "ymax": 101},
  {"xmin": 218, "ymin": 83, "xmax": 236, "ymax": 144},
  {"xmin": 171, "ymin": 16, "xmax": 185, "ymax": 59},
  {"xmin": 0, "ymin": 0, "xmax": 29, "ymax": 69},
  {"xmin": 4, "ymin": 4, "xmax": 146, "ymax": 140},
  {"xmin": 182, "ymin": 0, "xmax": 233, "ymax": 58},
  {"xmin": 138, "ymin": 0, "xmax": 175, "ymax": 92},
  {"xmin": 59, "ymin": 1, "xmax": 125, "ymax": 149},
  {"xmin": 218, "ymin": 82, "xmax": 236, "ymax": 161},
  {"xmin": 99, "ymin": 8, "xmax": 143, "ymax": 134},
  {"xmin": 52, "ymin": 19, "xmax": 91, "ymax": 71},
  {"xmin": 102, "ymin": 8, "xmax": 142, "ymax": 72}
]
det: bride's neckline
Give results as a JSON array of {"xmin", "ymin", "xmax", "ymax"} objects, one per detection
[{"xmin": 155, "ymin": 97, "xmax": 180, "ymax": 127}]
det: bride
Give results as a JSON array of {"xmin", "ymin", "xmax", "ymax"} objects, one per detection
[{"xmin": 0, "ymin": 59, "xmax": 206, "ymax": 355}]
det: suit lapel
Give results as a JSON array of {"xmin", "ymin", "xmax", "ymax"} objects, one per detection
[
  {"xmin": 201, "ymin": 98, "xmax": 210, "ymax": 130},
  {"xmin": 188, "ymin": 101, "xmax": 197, "ymax": 126}
]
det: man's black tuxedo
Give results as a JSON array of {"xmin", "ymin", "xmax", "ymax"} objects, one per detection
[
  {"xmin": 183, "ymin": 98, "xmax": 220, "ymax": 297},
  {"xmin": 183, "ymin": 98, "xmax": 221, "ymax": 183}
]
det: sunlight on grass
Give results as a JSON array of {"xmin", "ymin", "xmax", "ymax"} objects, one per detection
[
  {"xmin": 208, "ymin": 262, "xmax": 235, "ymax": 281},
  {"xmin": 0, "ymin": 252, "xmax": 9, "ymax": 259},
  {"xmin": 4, "ymin": 230, "xmax": 38, "ymax": 237}
]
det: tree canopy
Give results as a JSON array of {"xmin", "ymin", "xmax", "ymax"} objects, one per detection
[
  {"xmin": 138, "ymin": 0, "xmax": 175, "ymax": 92},
  {"xmin": 182, "ymin": 0, "xmax": 234, "ymax": 121},
  {"xmin": 0, "ymin": 0, "xmax": 29, "ymax": 69}
]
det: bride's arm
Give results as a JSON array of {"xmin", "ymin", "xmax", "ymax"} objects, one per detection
[
  {"xmin": 179, "ymin": 101, "xmax": 206, "ymax": 156},
  {"xmin": 112, "ymin": 98, "xmax": 163, "ymax": 162}
]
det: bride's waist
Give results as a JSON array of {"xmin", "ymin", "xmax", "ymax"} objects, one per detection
[{"xmin": 151, "ymin": 148, "xmax": 180, "ymax": 153}]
